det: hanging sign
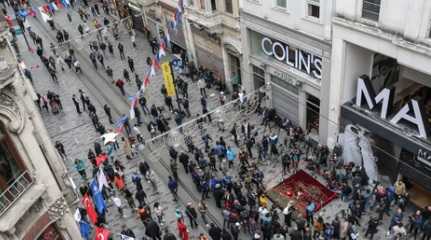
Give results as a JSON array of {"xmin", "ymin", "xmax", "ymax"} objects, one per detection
[
  {"xmin": 355, "ymin": 75, "xmax": 429, "ymax": 139},
  {"xmin": 161, "ymin": 62, "xmax": 176, "ymax": 96}
]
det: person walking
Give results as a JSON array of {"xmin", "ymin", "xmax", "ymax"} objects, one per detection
[
  {"xmin": 145, "ymin": 219, "xmax": 162, "ymax": 240},
  {"xmin": 97, "ymin": 52, "xmax": 104, "ymax": 68},
  {"xmin": 177, "ymin": 218, "xmax": 189, "ymax": 240},
  {"xmin": 103, "ymin": 104, "xmax": 113, "ymax": 124},
  {"xmin": 115, "ymin": 79, "xmax": 126, "ymax": 96},
  {"xmin": 198, "ymin": 200, "xmax": 208, "ymax": 224},
  {"xmin": 185, "ymin": 202, "xmax": 199, "ymax": 228},
  {"xmin": 72, "ymin": 94, "xmax": 81, "ymax": 114},
  {"xmin": 108, "ymin": 41, "xmax": 114, "ymax": 55},
  {"xmin": 209, "ymin": 223, "xmax": 222, "ymax": 240},
  {"xmin": 127, "ymin": 56, "xmax": 135, "ymax": 72},
  {"xmin": 123, "ymin": 69, "xmax": 130, "ymax": 83},
  {"xmin": 118, "ymin": 42, "xmax": 125, "ymax": 59},
  {"xmin": 168, "ymin": 176, "xmax": 178, "ymax": 201}
]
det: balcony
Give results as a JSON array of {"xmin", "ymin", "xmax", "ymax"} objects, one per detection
[{"xmin": 0, "ymin": 171, "xmax": 34, "ymax": 216}]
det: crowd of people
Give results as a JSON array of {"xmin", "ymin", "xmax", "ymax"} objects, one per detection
[{"xmin": 4, "ymin": 0, "xmax": 431, "ymax": 239}]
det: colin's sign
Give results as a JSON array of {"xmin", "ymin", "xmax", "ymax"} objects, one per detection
[
  {"xmin": 355, "ymin": 75, "xmax": 429, "ymax": 139},
  {"xmin": 261, "ymin": 37, "xmax": 322, "ymax": 80}
]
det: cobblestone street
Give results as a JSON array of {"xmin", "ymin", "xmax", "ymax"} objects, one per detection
[{"xmin": 13, "ymin": 2, "xmax": 421, "ymax": 240}]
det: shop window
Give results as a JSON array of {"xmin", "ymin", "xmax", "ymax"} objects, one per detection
[
  {"xmin": 275, "ymin": 0, "xmax": 287, "ymax": 8},
  {"xmin": 307, "ymin": 0, "xmax": 320, "ymax": 18},
  {"xmin": 362, "ymin": 0, "xmax": 381, "ymax": 21},
  {"xmin": 306, "ymin": 94, "xmax": 320, "ymax": 134},
  {"xmin": 225, "ymin": 0, "xmax": 233, "ymax": 14},
  {"xmin": 253, "ymin": 66, "xmax": 265, "ymax": 90}
]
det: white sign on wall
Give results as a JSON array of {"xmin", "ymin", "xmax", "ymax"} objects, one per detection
[
  {"xmin": 355, "ymin": 75, "xmax": 429, "ymax": 139},
  {"xmin": 261, "ymin": 37, "xmax": 322, "ymax": 80}
]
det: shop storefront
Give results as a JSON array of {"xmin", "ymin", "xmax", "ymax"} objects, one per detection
[
  {"xmin": 244, "ymin": 24, "xmax": 331, "ymax": 139},
  {"xmin": 191, "ymin": 24, "xmax": 225, "ymax": 82},
  {"xmin": 128, "ymin": 1, "xmax": 145, "ymax": 32},
  {"xmin": 340, "ymin": 71, "xmax": 431, "ymax": 208}
]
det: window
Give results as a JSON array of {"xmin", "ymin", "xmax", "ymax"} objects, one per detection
[
  {"xmin": 307, "ymin": 0, "xmax": 320, "ymax": 18},
  {"xmin": 200, "ymin": 0, "xmax": 205, "ymax": 10},
  {"xmin": 276, "ymin": 0, "xmax": 287, "ymax": 8},
  {"xmin": 362, "ymin": 0, "xmax": 381, "ymax": 21},
  {"xmin": 225, "ymin": 0, "xmax": 233, "ymax": 14},
  {"xmin": 0, "ymin": 126, "xmax": 26, "ymax": 191}
]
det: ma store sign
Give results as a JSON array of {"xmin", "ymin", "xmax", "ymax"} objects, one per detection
[{"xmin": 355, "ymin": 76, "xmax": 429, "ymax": 139}]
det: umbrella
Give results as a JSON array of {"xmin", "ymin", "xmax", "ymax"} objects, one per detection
[{"xmin": 100, "ymin": 132, "xmax": 118, "ymax": 145}]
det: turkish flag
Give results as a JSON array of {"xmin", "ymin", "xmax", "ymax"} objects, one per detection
[
  {"xmin": 81, "ymin": 194, "xmax": 98, "ymax": 224},
  {"xmin": 95, "ymin": 226, "xmax": 110, "ymax": 240},
  {"xmin": 95, "ymin": 154, "xmax": 107, "ymax": 167}
]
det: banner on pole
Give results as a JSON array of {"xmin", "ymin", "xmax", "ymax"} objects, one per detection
[{"xmin": 161, "ymin": 62, "xmax": 176, "ymax": 97}]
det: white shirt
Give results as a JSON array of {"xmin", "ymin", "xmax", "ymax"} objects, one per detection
[{"xmin": 112, "ymin": 196, "xmax": 122, "ymax": 207}]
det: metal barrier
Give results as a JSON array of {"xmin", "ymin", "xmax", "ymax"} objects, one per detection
[{"xmin": 0, "ymin": 170, "xmax": 33, "ymax": 216}]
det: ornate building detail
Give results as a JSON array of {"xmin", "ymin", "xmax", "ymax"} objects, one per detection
[
  {"xmin": 47, "ymin": 197, "xmax": 68, "ymax": 221},
  {"xmin": 0, "ymin": 91, "xmax": 24, "ymax": 133}
]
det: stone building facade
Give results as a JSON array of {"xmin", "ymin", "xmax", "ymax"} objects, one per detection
[
  {"xmin": 0, "ymin": 19, "xmax": 80, "ymax": 240},
  {"xmin": 127, "ymin": 0, "xmax": 241, "ymax": 92}
]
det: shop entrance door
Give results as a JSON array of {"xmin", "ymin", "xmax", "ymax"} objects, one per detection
[{"xmin": 229, "ymin": 53, "xmax": 241, "ymax": 90}]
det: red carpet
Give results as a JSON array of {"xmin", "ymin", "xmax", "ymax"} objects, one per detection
[{"xmin": 267, "ymin": 170, "xmax": 337, "ymax": 217}]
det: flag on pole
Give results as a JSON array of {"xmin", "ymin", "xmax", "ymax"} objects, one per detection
[
  {"xmin": 95, "ymin": 154, "xmax": 107, "ymax": 167},
  {"xmin": 90, "ymin": 179, "xmax": 106, "ymax": 215},
  {"xmin": 79, "ymin": 220, "xmax": 91, "ymax": 240},
  {"xmin": 114, "ymin": 115, "xmax": 128, "ymax": 133},
  {"xmin": 38, "ymin": 7, "xmax": 51, "ymax": 22},
  {"xmin": 49, "ymin": 2, "xmax": 58, "ymax": 11},
  {"xmin": 61, "ymin": 0, "xmax": 70, "ymax": 7},
  {"xmin": 97, "ymin": 168, "xmax": 109, "ymax": 192},
  {"xmin": 81, "ymin": 193, "xmax": 98, "ymax": 224},
  {"xmin": 95, "ymin": 226, "xmax": 111, "ymax": 240},
  {"xmin": 74, "ymin": 208, "xmax": 82, "ymax": 222}
]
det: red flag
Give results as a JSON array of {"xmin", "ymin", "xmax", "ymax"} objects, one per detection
[
  {"xmin": 95, "ymin": 226, "xmax": 110, "ymax": 240},
  {"xmin": 95, "ymin": 154, "xmax": 107, "ymax": 167},
  {"xmin": 81, "ymin": 193, "xmax": 98, "ymax": 224},
  {"xmin": 55, "ymin": 0, "xmax": 63, "ymax": 8}
]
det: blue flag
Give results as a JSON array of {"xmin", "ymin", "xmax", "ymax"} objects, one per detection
[
  {"xmin": 79, "ymin": 220, "xmax": 91, "ymax": 240},
  {"xmin": 90, "ymin": 179, "xmax": 106, "ymax": 215}
]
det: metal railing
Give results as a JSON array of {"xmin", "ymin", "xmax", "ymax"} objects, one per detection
[{"xmin": 0, "ymin": 171, "xmax": 33, "ymax": 216}]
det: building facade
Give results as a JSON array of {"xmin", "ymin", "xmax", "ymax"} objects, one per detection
[
  {"xmin": 129, "ymin": 0, "xmax": 241, "ymax": 91},
  {"xmin": 240, "ymin": 0, "xmax": 334, "ymax": 144},
  {"xmin": 327, "ymin": 0, "xmax": 431, "ymax": 207},
  {"xmin": 0, "ymin": 20, "xmax": 80, "ymax": 239}
]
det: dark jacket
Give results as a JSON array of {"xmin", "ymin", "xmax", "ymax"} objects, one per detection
[{"xmin": 145, "ymin": 220, "xmax": 161, "ymax": 237}]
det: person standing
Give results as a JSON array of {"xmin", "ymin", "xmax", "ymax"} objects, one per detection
[
  {"xmin": 139, "ymin": 96, "xmax": 149, "ymax": 114},
  {"xmin": 55, "ymin": 141, "xmax": 67, "ymax": 160},
  {"xmin": 198, "ymin": 77, "xmax": 207, "ymax": 98},
  {"xmin": 103, "ymin": 104, "xmax": 113, "ymax": 124},
  {"xmin": 198, "ymin": 200, "xmax": 208, "ymax": 225},
  {"xmin": 72, "ymin": 94, "xmax": 81, "ymax": 114},
  {"xmin": 74, "ymin": 158, "xmax": 86, "ymax": 179},
  {"xmin": 105, "ymin": 66, "xmax": 113, "ymax": 79}
]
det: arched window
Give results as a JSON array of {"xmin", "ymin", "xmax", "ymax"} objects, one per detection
[{"xmin": 0, "ymin": 122, "xmax": 26, "ymax": 191}]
